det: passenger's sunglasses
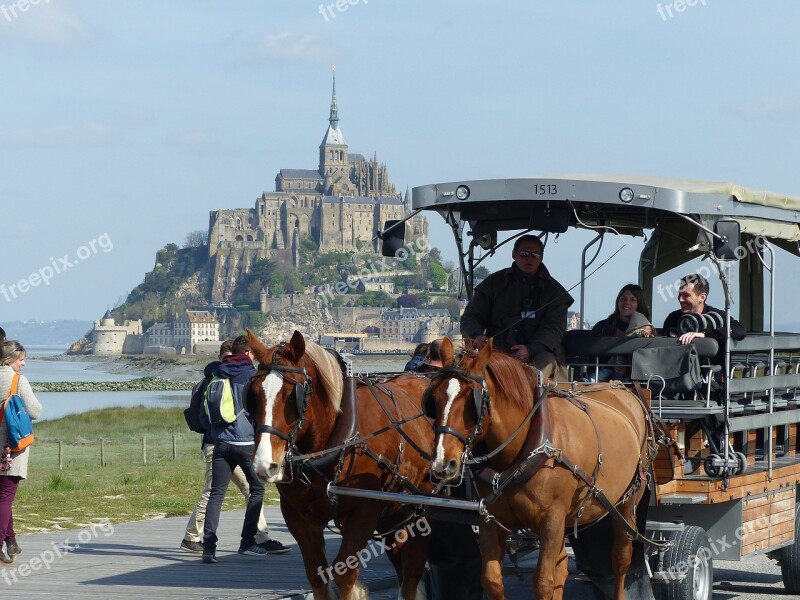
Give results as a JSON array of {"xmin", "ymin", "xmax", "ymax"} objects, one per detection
[{"xmin": 516, "ymin": 251, "xmax": 542, "ymax": 259}]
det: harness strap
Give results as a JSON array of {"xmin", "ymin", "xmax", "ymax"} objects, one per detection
[{"xmin": 364, "ymin": 377, "xmax": 433, "ymax": 462}]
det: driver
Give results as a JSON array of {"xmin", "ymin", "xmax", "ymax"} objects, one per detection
[{"xmin": 460, "ymin": 234, "xmax": 573, "ymax": 379}]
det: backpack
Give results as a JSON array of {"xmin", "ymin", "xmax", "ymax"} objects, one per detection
[
  {"xmin": 203, "ymin": 375, "xmax": 244, "ymax": 425},
  {"xmin": 1, "ymin": 374, "xmax": 35, "ymax": 453},
  {"xmin": 183, "ymin": 378, "xmax": 208, "ymax": 434}
]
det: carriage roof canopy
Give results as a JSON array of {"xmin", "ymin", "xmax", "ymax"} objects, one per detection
[{"xmin": 411, "ymin": 175, "xmax": 800, "ymax": 246}]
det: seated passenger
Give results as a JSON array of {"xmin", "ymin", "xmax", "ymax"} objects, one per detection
[
  {"xmin": 420, "ymin": 339, "xmax": 443, "ymax": 372},
  {"xmin": 404, "ymin": 343, "xmax": 429, "ymax": 372},
  {"xmin": 589, "ymin": 284, "xmax": 653, "ymax": 382},
  {"xmin": 662, "ymin": 273, "xmax": 746, "ymax": 357}
]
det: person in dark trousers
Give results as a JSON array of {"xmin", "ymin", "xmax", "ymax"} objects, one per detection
[
  {"xmin": 200, "ymin": 335, "xmax": 271, "ymax": 563},
  {"xmin": 181, "ymin": 340, "xmax": 287, "ymax": 554},
  {"xmin": 460, "ymin": 235, "xmax": 573, "ymax": 380}
]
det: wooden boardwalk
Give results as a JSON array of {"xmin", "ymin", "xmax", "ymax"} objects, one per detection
[{"xmin": 0, "ymin": 506, "xmax": 397, "ymax": 599}]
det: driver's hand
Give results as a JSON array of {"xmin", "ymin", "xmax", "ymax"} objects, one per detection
[
  {"xmin": 473, "ymin": 335, "xmax": 488, "ymax": 350},
  {"xmin": 511, "ymin": 344, "xmax": 529, "ymax": 362}
]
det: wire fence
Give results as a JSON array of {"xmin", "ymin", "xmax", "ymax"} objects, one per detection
[{"xmin": 32, "ymin": 434, "xmax": 200, "ymax": 469}]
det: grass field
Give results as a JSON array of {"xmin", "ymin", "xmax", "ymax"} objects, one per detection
[{"xmin": 13, "ymin": 406, "xmax": 281, "ymax": 534}]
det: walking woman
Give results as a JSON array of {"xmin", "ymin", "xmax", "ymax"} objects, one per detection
[{"xmin": 0, "ymin": 340, "xmax": 42, "ymax": 563}]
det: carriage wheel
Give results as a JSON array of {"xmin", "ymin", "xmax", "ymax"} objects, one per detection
[
  {"xmin": 779, "ymin": 503, "xmax": 800, "ymax": 593},
  {"xmin": 734, "ymin": 451, "xmax": 748, "ymax": 475},
  {"xmin": 654, "ymin": 526, "xmax": 713, "ymax": 600},
  {"xmin": 703, "ymin": 455, "xmax": 722, "ymax": 478}
]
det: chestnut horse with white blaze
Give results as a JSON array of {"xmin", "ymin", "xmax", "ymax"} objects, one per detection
[
  {"xmin": 427, "ymin": 338, "xmax": 655, "ymax": 600},
  {"xmin": 246, "ymin": 330, "xmax": 434, "ymax": 600}
]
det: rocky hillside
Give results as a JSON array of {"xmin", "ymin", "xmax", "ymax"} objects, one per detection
[{"xmin": 257, "ymin": 296, "xmax": 337, "ymax": 343}]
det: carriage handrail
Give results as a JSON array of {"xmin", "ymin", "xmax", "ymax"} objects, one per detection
[{"xmin": 563, "ymin": 332, "xmax": 719, "ymax": 358}]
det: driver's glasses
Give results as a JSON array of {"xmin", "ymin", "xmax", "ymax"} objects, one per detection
[{"xmin": 517, "ymin": 251, "xmax": 542, "ymax": 259}]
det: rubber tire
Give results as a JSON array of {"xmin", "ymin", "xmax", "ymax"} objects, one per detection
[
  {"xmin": 703, "ymin": 455, "xmax": 722, "ymax": 478},
  {"xmin": 734, "ymin": 451, "xmax": 748, "ymax": 475},
  {"xmin": 780, "ymin": 502, "xmax": 800, "ymax": 593},
  {"xmin": 657, "ymin": 526, "xmax": 714, "ymax": 600}
]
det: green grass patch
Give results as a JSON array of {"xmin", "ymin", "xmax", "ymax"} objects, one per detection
[{"xmin": 15, "ymin": 407, "xmax": 279, "ymax": 534}]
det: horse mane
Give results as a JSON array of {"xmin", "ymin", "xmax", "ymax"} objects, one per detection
[
  {"xmin": 459, "ymin": 348, "xmax": 537, "ymax": 412},
  {"xmin": 303, "ymin": 339, "xmax": 344, "ymax": 412}
]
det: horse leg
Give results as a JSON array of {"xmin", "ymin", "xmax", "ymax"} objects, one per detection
[
  {"xmin": 478, "ymin": 524, "xmax": 508, "ymax": 600},
  {"xmin": 533, "ymin": 511, "xmax": 569, "ymax": 600},
  {"xmin": 392, "ymin": 522, "xmax": 430, "ymax": 600},
  {"xmin": 282, "ymin": 509, "xmax": 335, "ymax": 600},
  {"xmin": 609, "ymin": 501, "xmax": 636, "ymax": 600},
  {"xmin": 333, "ymin": 503, "xmax": 385, "ymax": 600}
]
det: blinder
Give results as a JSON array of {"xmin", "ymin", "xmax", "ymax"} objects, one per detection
[
  {"xmin": 257, "ymin": 361, "xmax": 313, "ymax": 426},
  {"xmin": 421, "ymin": 368, "xmax": 490, "ymax": 426}
]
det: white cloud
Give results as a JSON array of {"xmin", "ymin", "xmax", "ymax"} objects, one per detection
[
  {"xmin": 171, "ymin": 129, "xmax": 213, "ymax": 146},
  {"xmin": 0, "ymin": 0, "xmax": 86, "ymax": 47},
  {"xmin": 115, "ymin": 108, "xmax": 156, "ymax": 128},
  {"xmin": 0, "ymin": 123, "xmax": 116, "ymax": 147},
  {"xmin": 236, "ymin": 32, "xmax": 334, "ymax": 66},
  {"xmin": 734, "ymin": 95, "xmax": 800, "ymax": 121}
]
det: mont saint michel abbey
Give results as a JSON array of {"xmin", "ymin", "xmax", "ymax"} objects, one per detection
[{"xmin": 207, "ymin": 73, "xmax": 428, "ymax": 303}]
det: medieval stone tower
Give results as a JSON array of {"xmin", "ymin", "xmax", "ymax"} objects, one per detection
[{"xmin": 207, "ymin": 70, "xmax": 427, "ymax": 304}]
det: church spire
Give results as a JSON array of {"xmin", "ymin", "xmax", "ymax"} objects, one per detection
[{"xmin": 329, "ymin": 65, "xmax": 339, "ymax": 130}]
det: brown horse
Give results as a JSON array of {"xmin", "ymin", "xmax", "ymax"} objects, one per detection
[
  {"xmin": 247, "ymin": 330, "xmax": 434, "ymax": 600},
  {"xmin": 427, "ymin": 338, "xmax": 653, "ymax": 600}
]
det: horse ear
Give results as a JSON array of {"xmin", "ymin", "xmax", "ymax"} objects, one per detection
[
  {"xmin": 475, "ymin": 338, "xmax": 493, "ymax": 372},
  {"xmin": 246, "ymin": 328, "xmax": 268, "ymax": 362},
  {"xmin": 440, "ymin": 336, "xmax": 454, "ymax": 367},
  {"xmin": 283, "ymin": 330, "xmax": 306, "ymax": 362}
]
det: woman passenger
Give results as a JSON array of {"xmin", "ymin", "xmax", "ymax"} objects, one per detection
[{"xmin": 589, "ymin": 284, "xmax": 654, "ymax": 382}]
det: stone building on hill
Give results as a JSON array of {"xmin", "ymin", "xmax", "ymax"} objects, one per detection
[
  {"xmin": 143, "ymin": 310, "xmax": 220, "ymax": 354},
  {"xmin": 207, "ymin": 71, "xmax": 428, "ymax": 304},
  {"xmin": 90, "ymin": 311, "xmax": 143, "ymax": 355}
]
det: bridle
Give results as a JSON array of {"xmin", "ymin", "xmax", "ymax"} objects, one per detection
[
  {"xmin": 423, "ymin": 364, "xmax": 491, "ymax": 452},
  {"xmin": 254, "ymin": 346, "xmax": 313, "ymax": 458}
]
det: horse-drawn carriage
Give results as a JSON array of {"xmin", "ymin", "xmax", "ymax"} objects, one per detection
[{"xmin": 249, "ymin": 176, "xmax": 800, "ymax": 600}]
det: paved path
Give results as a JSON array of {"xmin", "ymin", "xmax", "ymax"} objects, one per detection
[
  {"xmin": 2, "ymin": 507, "xmax": 795, "ymax": 599},
  {"xmin": 0, "ymin": 506, "xmax": 395, "ymax": 599}
]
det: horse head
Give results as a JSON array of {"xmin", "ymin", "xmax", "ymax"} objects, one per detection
[
  {"xmin": 427, "ymin": 337, "xmax": 494, "ymax": 482},
  {"xmin": 247, "ymin": 329, "xmax": 344, "ymax": 483}
]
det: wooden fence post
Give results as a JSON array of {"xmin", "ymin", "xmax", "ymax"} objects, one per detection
[
  {"xmin": 58, "ymin": 440, "xmax": 63, "ymax": 471},
  {"xmin": 100, "ymin": 438, "xmax": 105, "ymax": 467},
  {"xmin": 172, "ymin": 434, "xmax": 177, "ymax": 460},
  {"xmin": 142, "ymin": 436, "xmax": 147, "ymax": 464}
]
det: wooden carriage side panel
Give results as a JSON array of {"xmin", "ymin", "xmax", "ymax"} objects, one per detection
[{"xmin": 741, "ymin": 488, "xmax": 796, "ymax": 556}]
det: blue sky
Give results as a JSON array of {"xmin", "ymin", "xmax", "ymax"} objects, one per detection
[{"xmin": 2, "ymin": 1, "xmax": 799, "ymax": 328}]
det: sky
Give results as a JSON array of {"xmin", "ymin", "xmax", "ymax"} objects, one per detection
[{"xmin": 2, "ymin": 0, "xmax": 799, "ymax": 328}]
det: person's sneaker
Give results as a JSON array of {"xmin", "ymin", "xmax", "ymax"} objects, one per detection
[
  {"xmin": 5, "ymin": 540, "xmax": 20, "ymax": 557},
  {"xmin": 258, "ymin": 539, "xmax": 291, "ymax": 554},
  {"xmin": 180, "ymin": 539, "xmax": 203, "ymax": 553},
  {"xmin": 238, "ymin": 543, "xmax": 268, "ymax": 556},
  {"xmin": 202, "ymin": 552, "xmax": 216, "ymax": 564},
  {"xmin": 0, "ymin": 552, "xmax": 12, "ymax": 565}
]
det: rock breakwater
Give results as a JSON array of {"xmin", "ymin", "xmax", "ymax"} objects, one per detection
[{"xmin": 32, "ymin": 376, "xmax": 194, "ymax": 393}]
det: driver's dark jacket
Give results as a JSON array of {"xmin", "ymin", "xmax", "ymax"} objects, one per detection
[{"xmin": 460, "ymin": 263, "xmax": 574, "ymax": 363}]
